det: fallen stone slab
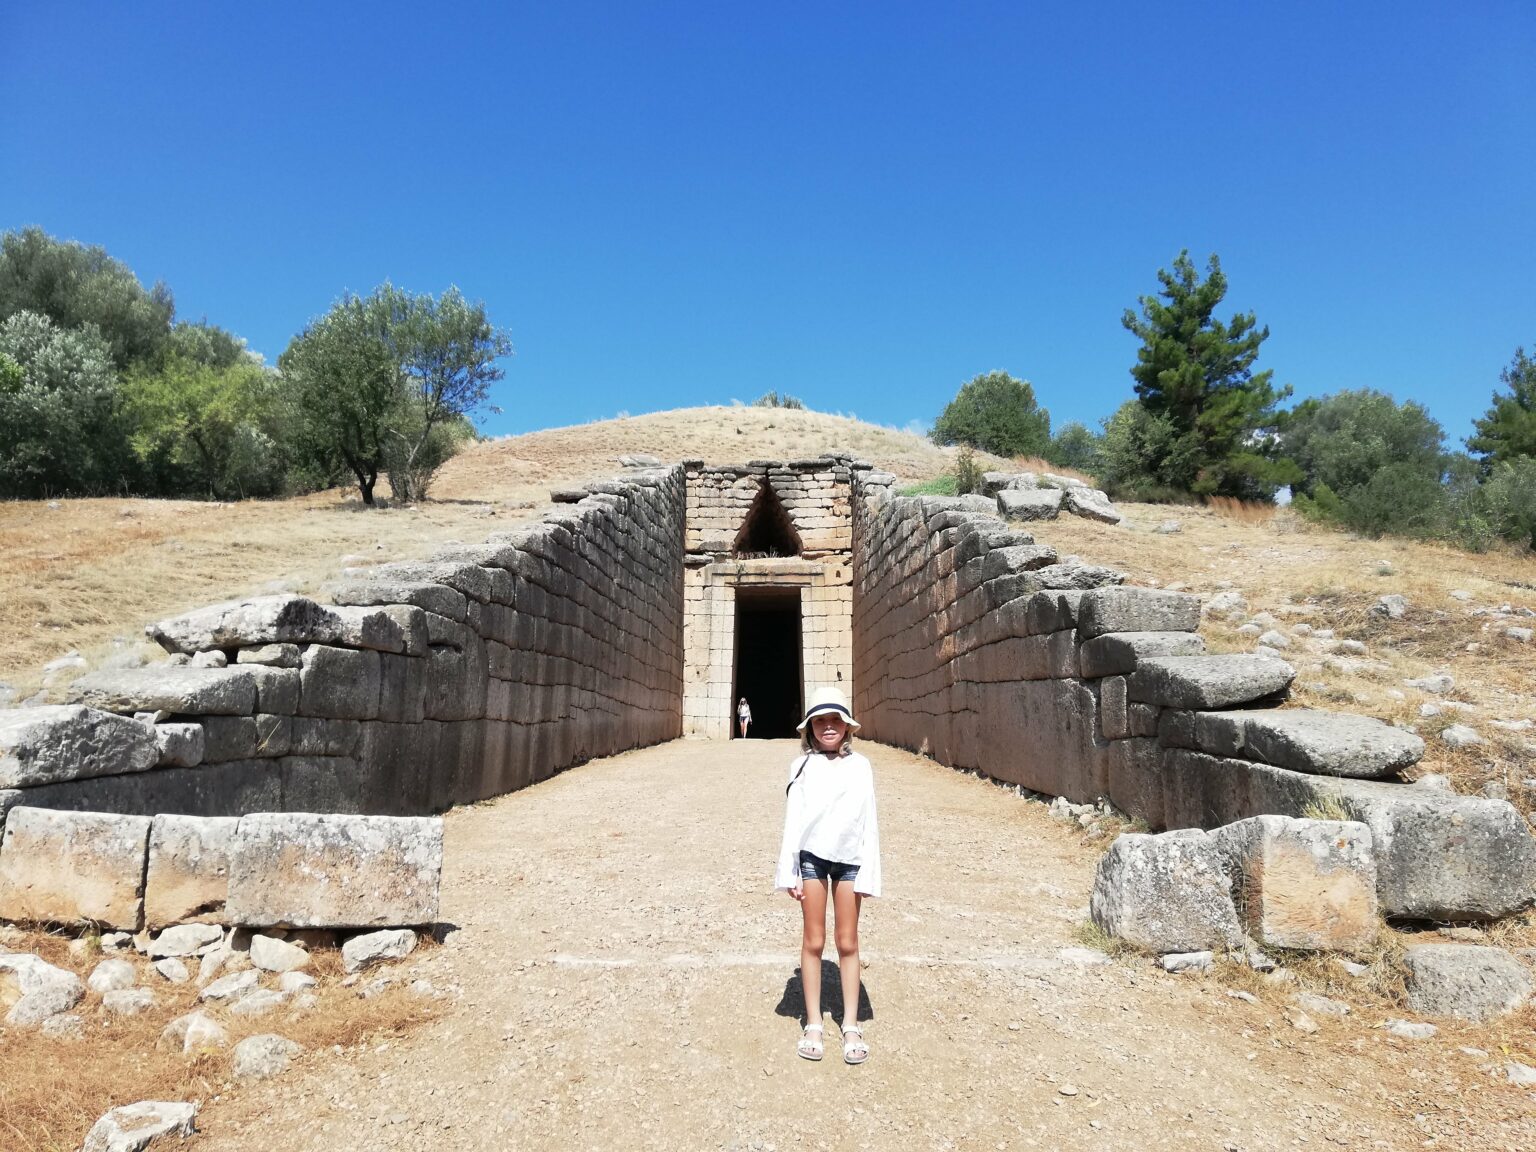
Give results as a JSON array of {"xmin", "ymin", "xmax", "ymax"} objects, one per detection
[
  {"xmin": 1076, "ymin": 587, "xmax": 1201, "ymax": 639},
  {"xmin": 233, "ymin": 1033, "xmax": 304, "ymax": 1080},
  {"xmin": 1212, "ymin": 815, "xmax": 1378, "ymax": 951},
  {"xmin": 341, "ymin": 927, "xmax": 417, "ymax": 973},
  {"xmin": 0, "ymin": 705, "xmax": 159, "ymax": 789},
  {"xmin": 82, "ymin": 1101, "xmax": 199, "ymax": 1152},
  {"xmin": 1090, "ymin": 829, "xmax": 1244, "ymax": 954},
  {"xmin": 997, "ymin": 488, "xmax": 1063, "ymax": 521},
  {"xmin": 1128, "ymin": 654, "xmax": 1294, "ymax": 710},
  {"xmin": 70, "ymin": 667, "xmax": 258, "ymax": 717},
  {"xmin": 0, "ymin": 807, "xmax": 151, "ymax": 929},
  {"xmin": 1, "ymin": 951, "xmax": 86, "ymax": 1027},
  {"xmin": 1078, "ymin": 631, "xmax": 1207, "ymax": 678},
  {"xmin": 1403, "ymin": 944, "xmax": 1532, "ymax": 1022},
  {"xmin": 147, "ymin": 595, "xmax": 343, "ymax": 654},
  {"xmin": 1062, "ymin": 487, "xmax": 1122, "ymax": 524},
  {"xmin": 1159, "ymin": 709, "xmax": 1424, "ymax": 780},
  {"xmin": 1162, "ymin": 749, "xmax": 1536, "ymax": 920},
  {"xmin": 226, "ymin": 813, "xmax": 443, "ymax": 928},
  {"xmin": 144, "ymin": 815, "xmax": 237, "ymax": 929}
]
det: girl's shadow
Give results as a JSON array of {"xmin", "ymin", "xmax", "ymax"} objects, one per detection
[{"xmin": 774, "ymin": 962, "xmax": 874, "ymax": 1024}]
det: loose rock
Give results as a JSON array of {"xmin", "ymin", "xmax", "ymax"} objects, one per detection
[
  {"xmin": 249, "ymin": 933, "xmax": 310, "ymax": 973},
  {"xmin": 158, "ymin": 1011, "xmax": 229, "ymax": 1054},
  {"xmin": 341, "ymin": 928, "xmax": 418, "ymax": 974},
  {"xmin": 232, "ymin": 1033, "xmax": 303, "ymax": 1080},
  {"xmin": 82, "ymin": 1101, "xmax": 199, "ymax": 1152},
  {"xmin": 88, "ymin": 957, "xmax": 137, "ymax": 994},
  {"xmin": 1403, "ymin": 944, "xmax": 1532, "ymax": 1022},
  {"xmin": 102, "ymin": 988, "xmax": 157, "ymax": 1016}
]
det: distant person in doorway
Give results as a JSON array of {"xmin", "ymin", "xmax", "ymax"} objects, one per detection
[
  {"xmin": 775, "ymin": 687, "xmax": 880, "ymax": 1065},
  {"xmin": 737, "ymin": 697, "xmax": 752, "ymax": 739}
]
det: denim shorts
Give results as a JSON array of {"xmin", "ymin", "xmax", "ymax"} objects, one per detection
[{"xmin": 799, "ymin": 850, "xmax": 860, "ymax": 884}]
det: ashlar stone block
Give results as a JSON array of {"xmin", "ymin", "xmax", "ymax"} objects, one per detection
[
  {"xmin": 144, "ymin": 814, "xmax": 237, "ymax": 929},
  {"xmin": 0, "ymin": 807, "xmax": 152, "ymax": 929},
  {"xmin": 0, "ymin": 705, "xmax": 158, "ymax": 788},
  {"xmin": 1211, "ymin": 815, "xmax": 1378, "ymax": 951},
  {"xmin": 226, "ymin": 813, "xmax": 443, "ymax": 928}
]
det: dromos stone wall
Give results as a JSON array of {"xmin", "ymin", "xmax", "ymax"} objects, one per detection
[
  {"xmin": 0, "ymin": 465, "xmax": 686, "ymax": 830},
  {"xmin": 850, "ymin": 477, "xmax": 1536, "ymax": 922}
]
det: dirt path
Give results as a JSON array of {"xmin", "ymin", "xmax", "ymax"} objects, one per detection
[{"xmin": 198, "ymin": 740, "xmax": 1531, "ymax": 1151}]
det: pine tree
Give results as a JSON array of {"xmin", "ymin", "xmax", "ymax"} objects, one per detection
[
  {"xmin": 1467, "ymin": 346, "xmax": 1536, "ymax": 468},
  {"xmin": 1120, "ymin": 251, "xmax": 1298, "ymax": 500}
]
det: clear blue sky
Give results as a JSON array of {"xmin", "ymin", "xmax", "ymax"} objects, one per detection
[{"xmin": 3, "ymin": 3, "xmax": 1532, "ymax": 445}]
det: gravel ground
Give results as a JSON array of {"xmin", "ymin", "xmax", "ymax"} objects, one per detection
[{"xmin": 196, "ymin": 739, "xmax": 1536, "ymax": 1151}]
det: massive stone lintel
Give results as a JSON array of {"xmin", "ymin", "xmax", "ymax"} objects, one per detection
[
  {"xmin": 0, "ymin": 705, "xmax": 158, "ymax": 789},
  {"xmin": 0, "ymin": 807, "xmax": 152, "ymax": 929},
  {"xmin": 1159, "ymin": 708, "xmax": 1424, "ymax": 779},
  {"xmin": 1128, "ymin": 654, "xmax": 1294, "ymax": 710},
  {"xmin": 225, "ymin": 813, "xmax": 443, "ymax": 928}
]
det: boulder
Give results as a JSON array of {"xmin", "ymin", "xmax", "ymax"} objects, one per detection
[
  {"xmin": 149, "ymin": 923, "xmax": 223, "ymax": 958},
  {"xmin": 158, "ymin": 1011, "xmax": 229, "ymax": 1054},
  {"xmin": 102, "ymin": 988, "xmax": 157, "ymax": 1016},
  {"xmin": 996, "ymin": 488, "xmax": 1063, "ymax": 521},
  {"xmin": 0, "ymin": 808, "xmax": 151, "ymax": 929},
  {"xmin": 1089, "ymin": 829, "xmax": 1244, "ymax": 953},
  {"xmin": 232, "ymin": 1033, "xmax": 303, "ymax": 1080},
  {"xmin": 227, "ymin": 813, "xmax": 442, "ymax": 928},
  {"xmin": 1157, "ymin": 709, "xmax": 1424, "ymax": 779},
  {"xmin": 1211, "ymin": 816, "xmax": 1378, "ymax": 951},
  {"xmin": 1062, "ymin": 487, "xmax": 1122, "ymax": 524},
  {"xmin": 341, "ymin": 928, "xmax": 418, "ymax": 973},
  {"xmin": 0, "ymin": 705, "xmax": 158, "ymax": 788},
  {"xmin": 88, "ymin": 957, "xmax": 138, "ymax": 994},
  {"xmin": 1078, "ymin": 631, "xmax": 1207, "ymax": 678},
  {"xmin": 147, "ymin": 595, "xmax": 343, "ymax": 654},
  {"xmin": 144, "ymin": 815, "xmax": 237, "ymax": 929},
  {"xmin": 199, "ymin": 968, "xmax": 260, "ymax": 1002},
  {"xmin": 1402, "ymin": 944, "xmax": 1532, "ymax": 1022},
  {"xmin": 249, "ymin": 934, "xmax": 310, "ymax": 973},
  {"xmin": 0, "ymin": 951, "xmax": 85, "ymax": 1026},
  {"xmin": 70, "ymin": 667, "xmax": 259, "ymax": 716},
  {"xmin": 1077, "ymin": 588, "xmax": 1201, "ymax": 639},
  {"xmin": 81, "ymin": 1101, "xmax": 199, "ymax": 1152},
  {"xmin": 1128, "ymin": 655, "xmax": 1294, "ymax": 710}
]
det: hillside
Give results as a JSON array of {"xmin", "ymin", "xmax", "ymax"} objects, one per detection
[{"xmin": 1, "ymin": 404, "xmax": 1532, "ymax": 816}]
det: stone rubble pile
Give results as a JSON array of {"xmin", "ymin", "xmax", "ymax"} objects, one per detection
[
  {"xmin": 981, "ymin": 470, "xmax": 1124, "ymax": 525},
  {"xmin": 850, "ymin": 483, "xmax": 1536, "ymax": 922}
]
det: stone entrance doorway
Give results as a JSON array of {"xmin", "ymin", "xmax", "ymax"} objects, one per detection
[{"xmin": 731, "ymin": 587, "xmax": 803, "ymax": 738}]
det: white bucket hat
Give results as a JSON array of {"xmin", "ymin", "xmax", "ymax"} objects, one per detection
[{"xmin": 796, "ymin": 686, "xmax": 861, "ymax": 732}]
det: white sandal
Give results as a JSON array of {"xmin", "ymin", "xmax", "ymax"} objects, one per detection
[
  {"xmin": 842, "ymin": 1023, "xmax": 869, "ymax": 1065},
  {"xmin": 797, "ymin": 1023, "xmax": 825, "ymax": 1061}
]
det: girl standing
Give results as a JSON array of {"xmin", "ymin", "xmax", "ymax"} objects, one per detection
[{"xmin": 775, "ymin": 687, "xmax": 881, "ymax": 1064}]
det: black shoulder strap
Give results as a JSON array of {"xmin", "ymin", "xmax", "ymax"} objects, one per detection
[{"xmin": 786, "ymin": 753, "xmax": 811, "ymax": 796}]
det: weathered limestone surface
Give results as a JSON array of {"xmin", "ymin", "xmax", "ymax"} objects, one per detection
[
  {"xmin": 144, "ymin": 814, "xmax": 237, "ymax": 928},
  {"xmin": 1078, "ymin": 632, "xmax": 1207, "ymax": 678},
  {"xmin": 70, "ymin": 667, "xmax": 259, "ymax": 717},
  {"xmin": 1089, "ymin": 829, "xmax": 1244, "ymax": 953},
  {"xmin": 81, "ymin": 1101, "xmax": 199, "ymax": 1152},
  {"xmin": 1211, "ymin": 815, "xmax": 1378, "ymax": 951},
  {"xmin": 0, "ymin": 705, "xmax": 158, "ymax": 788},
  {"xmin": 226, "ymin": 813, "xmax": 443, "ymax": 928},
  {"xmin": 148, "ymin": 595, "xmax": 344, "ymax": 654},
  {"xmin": 1159, "ymin": 709, "xmax": 1423, "ymax": 779},
  {"xmin": 996, "ymin": 488, "xmax": 1063, "ymax": 521},
  {"xmin": 1128, "ymin": 655, "xmax": 1295, "ymax": 710},
  {"xmin": 1076, "ymin": 588, "xmax": 1200, "ymax": 639},
  {"xmin": 1402, "ymin": 944, "xmax": 1532, "ymax": 1022},
  {"xmin": 0, "ymin": 807, "xmax": 151, "ymax": 928}
]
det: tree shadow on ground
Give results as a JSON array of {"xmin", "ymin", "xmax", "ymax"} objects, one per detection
[{"xmin": 773, "ymin": 961, "xmax": 874, "ymax": 1025}]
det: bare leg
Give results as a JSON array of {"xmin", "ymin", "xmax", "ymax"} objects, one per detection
[
  {"xmin": 831, "ymin": 880, "xmax": 863, "ymax": 1032},
  {"xmin": 799, "ymin": 877, "xmax": 828, "ymax": 1026}
]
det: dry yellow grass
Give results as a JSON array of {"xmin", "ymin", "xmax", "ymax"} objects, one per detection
[{"xmin": 0, "ymin": 927, "xmax": 438, "ymax": 1152}]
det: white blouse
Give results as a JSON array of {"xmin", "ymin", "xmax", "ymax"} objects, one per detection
[{"xmin": 774, "ymin": 749, "xmax": 882, "ymax": 897}]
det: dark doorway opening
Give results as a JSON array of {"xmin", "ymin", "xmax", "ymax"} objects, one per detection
[{"xmin": 732, "ymin": 587, "xmax": 803, "ymax": 739}]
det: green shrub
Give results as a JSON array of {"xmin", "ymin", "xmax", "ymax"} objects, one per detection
[
  {"xmin": 954, "ymin": 446, "xmax": 983, "ymax": 495},
  {"xmin": 752, "ymin": 391, "xmax": 804, "ymax": 409}
]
